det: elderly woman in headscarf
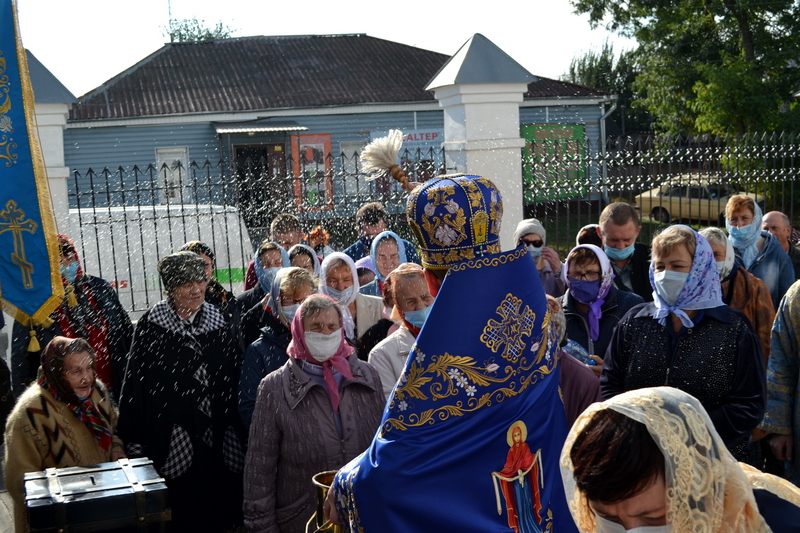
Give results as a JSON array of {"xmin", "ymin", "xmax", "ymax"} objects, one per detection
[
  {"xmin": 118, "ymin": 251, "xmax": 246, "ymax": 532},
  {"xmin": 319, "ymin": 252, "xmax": 383, "ymax": 352},
  {"xmin": 11, "ymin": 234, "xmax": 133, "ymax": 398},
  {"xmin": 368, "ymin": 263, "xmax": 434, "ymax": 396},
  {"xmin": 4, "ymin": 337, "xmax": 126, "ymax": 533},
  {"xmin": 359, "ymin": 230, "xmax": 410, "ymax": 296},
  {"xmin": 288, "ymin": 243, "xmax": 321, "ymax": 277},
  {"xmin": 179, "ymin": 240, "xmax": 240, "ymax": 317},
  {"xmin": 238, "ymin": 266, "xmax": 317, "ymax": 430},
  {"xmin": 726, "ymin": 195, "xmax": 794, "ymax": 308},
  {"xmin": 514, "ymin": 218, "xmax": 566, "ymax": 297},
  {"xmin": 560, "ymin": 244, "xmax": 643, "ymax": 375},
  {"xmin": 238, "ymin": 241, "xmax": 291, "ymax": 313},
  {"xmin": 243, "ymin": 294, "xmax": 384, "ymax": 533},
  {"xmin": 562, "ymin": 387, "xmax": 800, "ymax": 532},
  {"xmin": 700, "ymin": 227, "xmax": 774, "ymax": 362},
  {"xmin": 601, "ymin": 225, "xmax": 766, "ymax": 461}
]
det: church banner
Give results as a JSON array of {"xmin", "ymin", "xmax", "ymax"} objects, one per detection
[{"xmin": 0, "ymin": 0, "xmax": 63, "ymax": 324}]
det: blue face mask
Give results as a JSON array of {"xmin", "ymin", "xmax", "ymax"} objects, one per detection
[
  {"xmin": 404, "ymin": 305, "xmax": 431, "ymax": 328},
  {"xmin": 61, "ymin": 262, "xmax": 79, "ymax": 283},
  {"xmin": 528, "ymin": 245, "xmax": 543, "ymax": 263},
  {"xmin": 259, "ymin": 266, "xmax": 281, "ymax": 292},
  {"xmin": 326, "ymin": 285, "xmax": 354, "ymax": 306},
  {"xmin": 282, "ymin": 303, "xmax": 300, "ymax": 324},
  {"xmin": 569, "ymin": 278, "xmax": 602, "ymax": 304},
  {"xmin": 654, "ymin": 270, "xmax": 689, "ymax": 306},
  {"xmin": 605, "ymin": 243, "xmax": 635, "ymax": 261},
  {"xmin": 729, "ymin": 223, "xmax": 756, "ymax": 242}
]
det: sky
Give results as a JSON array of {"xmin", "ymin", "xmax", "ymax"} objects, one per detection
[{"xmin": 16, "ymin": 0, "xmax": 635, "ymax": 98}]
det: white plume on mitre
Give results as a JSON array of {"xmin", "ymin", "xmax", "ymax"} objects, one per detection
[{"xmin": 360, "ymin": 129, "xmax": 403, "ymax": 180}]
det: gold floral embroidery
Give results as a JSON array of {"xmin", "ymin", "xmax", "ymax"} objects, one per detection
[
  {"xmin": 381, "ymin": 314, "xmax": 558, "ymax": 435},
  {"xmin": 481, "ymin": 294, "xmax": 536, "ymax": 363},
  {"xmin": 448, "ymin": 245, "xmax": 527, "ymax": 272}
]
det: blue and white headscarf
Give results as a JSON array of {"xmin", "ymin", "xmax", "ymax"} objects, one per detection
[
  {"xmin": 370, "ymin": 230, "xmax": 408, "ymax": 282},
  {"xmin": 725, "ymin": 201, "xmax": 763, "ymax": 270},
  {"xmin": 253, "ymin": 243, "xmax": 290, "ymax": 294},
  {"xmin": 650, "ymin": 226, "xmax": 724, "ymax": 328},
  {"xmin": 288, "ymin": 243, "xmax": 321, "ymax": 277}
]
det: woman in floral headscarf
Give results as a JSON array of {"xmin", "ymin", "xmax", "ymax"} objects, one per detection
[
  {"xmin": 601, "ymin": 225, "xmax": 766, "ymax": 461},
  {"xmin": 4, "ymin": 337, "xmax": 125, "ymax": 533},
  {"xmin": 243, "ymin": 294, "xmax": 384, "ymax": 533},
  {"xmin": 560, "ymin": 245, "xmax": 643, "ymax": 374},
  {"xmin": 562, "ymin": 387, "xmax": 800, "ymax": 533}
]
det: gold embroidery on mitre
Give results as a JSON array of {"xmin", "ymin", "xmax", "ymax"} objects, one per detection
[
  {"xmin": 420, "ymin": 190, "xmax": 468, "ymax": 249},
  {"xmin": 481, "ymin": 294, "xmax": 536, "ymax": 362}
]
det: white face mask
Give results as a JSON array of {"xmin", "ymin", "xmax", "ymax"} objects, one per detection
[
  {"xmin": 595, "ymin": 514, "xmax": 672, "ymax": 533},
  {"xmin": 653, "ymin": 270, "xmax": 689, "ymax": 306},
  {"xmin": 326, "ymin": 285, "xmax": 354, "ymax": 306},
  {"xmin": 304, "ymin": 328, "xmax": 343, "ymax": 362}
]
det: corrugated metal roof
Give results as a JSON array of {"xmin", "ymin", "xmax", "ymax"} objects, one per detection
[
  {"xmin": 70, "ymin": 34, "xmax": 608, "ymax": 122},
  {"xmin": 211, "ymin": 120, "xmax": 308, "ymax": 133},
  {"xmin": 525, "ymin": 76, "xmax": 609, "ymax": 99}
]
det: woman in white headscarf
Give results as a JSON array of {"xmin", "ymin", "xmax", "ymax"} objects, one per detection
[
  {"xmin": 700, "ymin": 227, "xmax": 774, "ymax": 362},
  {"xmin": 562, "ymin": 387, "xmax": 800, "ymax": 532},
  {"xmin": 288, "ymin": 243, "xmax": 321, "ymax": 277},
  {"xmin": 319, "ymin": 253, "xmax": 383, "ymax": 358}
]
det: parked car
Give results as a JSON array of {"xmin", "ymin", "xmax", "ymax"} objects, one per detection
[{"xmin": 634, "ymin": 178, "xmax": 764, "ymax": 225}]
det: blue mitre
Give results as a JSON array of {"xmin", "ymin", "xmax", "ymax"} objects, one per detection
[{"xmin": 333, "ymin": 176, "xmax": 577, "ymax": 531}]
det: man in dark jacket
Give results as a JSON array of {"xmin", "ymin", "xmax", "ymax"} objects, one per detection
[
  {"xmin": 342, "ymin": 201, "xmax": 420, "ymax": 264},
  {"xmin": 599, "ymin": 202, "xmax": 653, "ymax": 302}
]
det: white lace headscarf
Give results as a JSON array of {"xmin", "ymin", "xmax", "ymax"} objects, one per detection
[{"xmin": 561, "ymin": 387, "xmax": 800, "ymax": 533}]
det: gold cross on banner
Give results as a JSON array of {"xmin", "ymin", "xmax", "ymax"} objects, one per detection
[{"xmin": 0, "ymin": 199, "xmax": 38, "ymax": 288}]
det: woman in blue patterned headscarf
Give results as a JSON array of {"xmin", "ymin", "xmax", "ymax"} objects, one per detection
[{"xmin": 601, "ymin": 225, "xmax": 766, "ymax": 461}]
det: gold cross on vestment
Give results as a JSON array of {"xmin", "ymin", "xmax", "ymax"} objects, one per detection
[{"xmin": 0, "ymin": 199, "xmax": 38, "ymax": 288}]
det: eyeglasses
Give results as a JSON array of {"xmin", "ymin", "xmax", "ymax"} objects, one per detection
[
  {"xmin": 569, "ymin": 271, "xmax": 601, "ymax": 282},
  {"xmin": 525, "ymin": 240, "xmax": 544, "ymax": 248}
]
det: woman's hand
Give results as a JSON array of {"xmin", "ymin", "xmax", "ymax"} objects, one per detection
[
  {"xmin": 323, "ymin": 487, "xmax": 342, "ymax": 526},
  {"xmin": 111, "ymin": 450, "xmax": 127, "ymax": 461},
  {"xmin": 587, "ymin": 355, "xmax": 603, "ymax": 378},
  {"xmin": 542, "ymin": 247, "xmax": 562, "ymax": 275},
  {"xmin": 771, "ymin": 434, "xmax": 793, "ymax": 461}
]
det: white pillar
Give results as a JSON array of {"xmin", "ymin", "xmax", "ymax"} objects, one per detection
[
  {"xmin": 430, "ymin": 83, "xmax": 528, "ymax": 251},
  {"xmin": 34, "ymin": 102, "xmax": 71, "ymax": 235}
]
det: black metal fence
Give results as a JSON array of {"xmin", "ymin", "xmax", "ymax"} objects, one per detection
[
  {"xmin": 68, "ymin": 132, "xmax": 800, "ymax": 315},
  {"xmin": 523, "ymin": 131, "xmax": 800, "ymax": 258},
  {"xmin": 68, "ymin": 148, "xmax": 447, "ymax": 316}
]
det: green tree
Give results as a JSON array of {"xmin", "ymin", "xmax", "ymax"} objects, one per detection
[
  {"xmin": 563, "ymin": 41, "xmax": 651, "ymax": 133},
  {"xmin": 571, "ymin": 0, "xmax": 800, "ymax": 135},
  {"xmin": 165, "ymin": 17, "xmax": 234, "ymax": 43}
]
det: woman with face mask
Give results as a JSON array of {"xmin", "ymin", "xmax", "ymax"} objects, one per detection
[
  {"xmin": 10, "ymin": 234, "xmax": 133, "ymax": 398},
  {"xmin": 238, "ymin": 267, "xmax": 317, "ymax": 430},
  {"xmin": 243, "ymin": 294, "xmax": 385, "ymax": 533},
  {"xmin": 368, "ymin": 263, "xmax": 435, "ymax": 397},
  {"xmin": 319, "ymin": 253, "xmax": 383, "ymax": 356},
  {"xmin": 563, "ymin": 387, "xmax": 800, "ymax": 533},
  {"xmin": 238, "ymin": 241, "xmax": 290, "ymax": 314},
  {"xmin": 514, "ymin": 218, "xmax": 566, "ymax": 298},
  {"xmin": 700, "ymin": 227, "xmax": 774, "ymax": 363},
  {"xmin": 601, "ymin": 225, "xmax": 767, "ymax": 461},
  {"xmin": 725, "ymin": 195, "xmax": 794, "ymax": 309},
  {"xmin": 560, "ymin": 245, "xmax": 643, "ymax": 376}
]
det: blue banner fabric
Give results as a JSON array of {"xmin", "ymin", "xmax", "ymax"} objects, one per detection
[
  {"xmin": 333, "ymin": 245, "xmax": 578, "ymax": 532},
  {"xmin": 0, "ymin": 0, "xmax": 62, "ymax": 323}
]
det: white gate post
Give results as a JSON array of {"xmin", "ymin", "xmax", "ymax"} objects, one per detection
[{"xmin": 426, "ymin": 34, "xmax": 536, "ymax": 251}]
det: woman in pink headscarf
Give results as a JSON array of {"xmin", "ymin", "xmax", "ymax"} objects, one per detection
[{"xmin": 242, "ymin": 294, "xmax": 385, "ymax": 533}]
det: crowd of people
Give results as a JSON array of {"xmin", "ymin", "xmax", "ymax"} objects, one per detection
[{"xmin": 4, "ymin": 185, "xmax": 800, "ymax": 532}]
